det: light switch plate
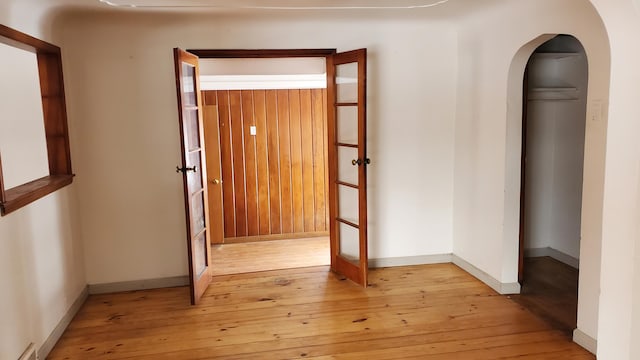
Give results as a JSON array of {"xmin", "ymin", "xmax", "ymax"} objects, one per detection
[{"xmin": 250, "ymin": 126, "xmax": 257, "ymax": 135}]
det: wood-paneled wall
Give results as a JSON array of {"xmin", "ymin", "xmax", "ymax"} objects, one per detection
[{"xmin": 203, "ymin": 89, "xmax": 328, "ymax": 239}]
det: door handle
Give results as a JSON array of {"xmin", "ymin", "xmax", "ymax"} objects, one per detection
[
  {"xmin": 210, "ymin": 179, "xmax": 222, "ymax": 185},
  {"xmin": 351, "ymin": 158, "xmax": 371, "ymax": 166},
  {"xmin": 176, "ymin": 165, "xmax": 197, "ymax": 173}
]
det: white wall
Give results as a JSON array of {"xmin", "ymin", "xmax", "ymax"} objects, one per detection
[
  {"xmin": 453, "ymin": 0, "xmax": 609, "ymax": 343},
  {"xmin": 0, "ymin": 188, "xmax": 85, "ymax": 359},
  {"xmin": 585, "ymin": 1, "xmax": 640, "ymax": 358},
  {"xmin": 0, "ymin": 3, "xmax": 86, "ymax": 359},
  {"xmin": 55, "ymin": 11, "xmax": 458, "ymax": 285}
]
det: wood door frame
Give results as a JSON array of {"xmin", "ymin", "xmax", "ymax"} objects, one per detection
[
  {"xmin": 192, "ymin": 48, "xmax": 336, "ymax": 246},
  {"xmin": 518, "ymin": 65, "xmax": 529, "ymax": 284},
  {"xmin": 187, "ymin": 49, "xmax": 337, "ymax": 59}
]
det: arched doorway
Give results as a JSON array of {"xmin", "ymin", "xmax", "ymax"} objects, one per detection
[{"xmin": 512, "ymin": 35, "xmax": 589, "ymax": 334}]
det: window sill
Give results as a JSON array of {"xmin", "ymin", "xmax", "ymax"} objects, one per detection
[{"xmin": 0, "ymin": 174, "xmax": 74, "ymax": 216}]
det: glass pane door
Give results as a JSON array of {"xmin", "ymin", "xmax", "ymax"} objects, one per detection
[{"xmin": 329, "ymin": 48, "xmax": 368, "ymax": 286}]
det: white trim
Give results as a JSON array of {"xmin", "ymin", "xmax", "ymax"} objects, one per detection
[
  {"xmin": 452, "ymin": 255, "xmax": 521, "ymax": 294},
  {"xmin": 573, "ymin": 328, "xmax": 597, "ymax": 354},
  {"xmin": 525, "ymin": 247, "xmax": 579, "ymax": 269},
  {"xmin": 369, "ymin": 254, "xmax": 452, "ymax": 268},
  {"xmin": 88, "ymin": 275, "xmax": 189, "ymax": 294},
  {"xmin": 38, "ymin": 286, "xmax": 89, "ymax": 359},
  {"xmin": 18, "ymin": 343, "xmax": 36, "ymax": 360},
  {"xmin": 200, "ymin": 74, "xmax": 326, "ymax": 90}
]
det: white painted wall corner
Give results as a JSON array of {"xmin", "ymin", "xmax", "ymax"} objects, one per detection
[
  {"xmin": 38, "ymin": 286, "xmax": 89, "ymax": 359},
  {"xmin": 369, "ymin": 254, "xmax": 452, "ymax": 268},
  {"xmin": 525, "ymin": 247, "xmax": 580, "ymax": 269},
  {"xmin": 88, "ymin": 276, "xmax": 189, "ymax": 295},
  {"xmin": 452, "ymin": 255, "xmax": 521, "ymax": 294},
  {"xmin": 573, "ymin": 328, "xmax": 597, "ymax": 354}
]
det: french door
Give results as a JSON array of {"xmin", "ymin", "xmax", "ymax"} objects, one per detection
[
  {"xmin": 173, "ymin": 48, "xmax": 212, "ymax": 304},
  {"xmin": 327, "ymin": 49, "xmax": 369, "ymax": 286}
]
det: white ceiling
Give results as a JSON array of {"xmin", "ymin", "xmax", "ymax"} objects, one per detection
[
  {"xmin": 98, "ymin": 0, "xmax": 452, "ymax": 9},
  {"xmin": 20, "ymin": 0, "xmax": 505, "ymax": 18}
]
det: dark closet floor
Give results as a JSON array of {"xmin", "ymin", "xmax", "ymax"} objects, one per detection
[{"xmin": 509, "ymin": 256, "xmax": 579, "ymax": 336}]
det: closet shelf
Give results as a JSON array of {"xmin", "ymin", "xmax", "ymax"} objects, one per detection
[
  {"xmin": 531, "ymin": 52, "xmax": 580, "ymax": 60},
  {"xmin": 528, "ymin": 87, "xmax": 579, "ymax": 101}
]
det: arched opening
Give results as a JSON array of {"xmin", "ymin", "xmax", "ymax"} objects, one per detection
[{"xmin": 511, "ymin": 35, "xmax": 589, "ymax": 335}]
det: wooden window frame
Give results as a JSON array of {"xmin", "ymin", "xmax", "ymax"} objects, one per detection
[{"xmin": 0, "ymin": 24, "xmax": 73, "ymax": 216}]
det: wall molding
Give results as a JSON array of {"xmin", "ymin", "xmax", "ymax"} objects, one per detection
[
  {"xmin": 573, "ymin": 328, "xmax": 597, "ymax": 354},
  {"xmin": 525, "ymin": 247, "xmax": 580, "ymax": 269},
  {"xmin": 452, "ymin": 255, "xmax": 521, "ymax": 294},
  {"xmin": 369, "ymin": 254, "xmax": 452, "ymax": 268},
  {"xmin": 39, "ymin": 285, "xmax": 89, "ymax": 359},
  {"xmin": 88, "ymin": 275, "xmax": 189, "ymax": 295},
  {"xmin": 200, "ymin": 74, "xmax": 327, "ymax": 90}
]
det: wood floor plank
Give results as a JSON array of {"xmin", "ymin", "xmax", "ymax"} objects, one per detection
[
  {"xmin": 211, "ymin": 237, "xmax": 330, "ymax": 276},
  {"xmin": 48, "ymin": 264, "xmax": 594, "ymax": 360}
]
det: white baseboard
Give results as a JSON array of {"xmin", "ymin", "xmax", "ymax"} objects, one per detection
[
  {"xmin": 573, "ymin": 328, "xmax": 597, "ymax": 354},
  {"xmin": 452, "ymin": 255, "xmax": 521, "ymax": 294},
  {"xmin": 38, "ymin": 285, "xmax": 89, "ymax": 359},
  {"xmin": 369, "ymin": 253, "xmax": 452, "ymax": 268},
  {"xmin": 88, "ymin": 275, "xmax": 189, "ymax": 295},
  {"xmin": 525, "ymin": 247, "xmax": 579, "ymax": 269}
]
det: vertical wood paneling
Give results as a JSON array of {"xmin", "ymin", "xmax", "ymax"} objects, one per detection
[
  {"xmin": 208, "ymin": 89, "xmax": 328, "ymax": 239},
  {"xmin": 300, "ymin": 89, "xmax": 316, "ymax": 232},
  {"xmin": 254, "ymin": 90, "xmax": 271, "ymax": 236},
  {"xmin": 229, "ymin": 91, "xmax": 248, "ymax": 236},
  {"xmin": 241, "ymin": 90, "xmax": 260, "ymax": 236},
  {"xmin": 265, "ymin": 90, "xmax": 282, "ymax": 234},
  {"xmin": 277, "ymin": 90, "xmax": 293, "ymax": 234},
  {"xmin": 202, "ymin": 91, "xmax": 217, "ymax": 106},
  {"xmin": 312, "ymin": 88, "xmax": 327, "ymax": 230},
  {"xmin": 217, "ymin": 90, "xmax": 236, "ymax": 237},
  {"xmin": 289, "ymin": 90, "xmax": 305, "ymax": 233}
]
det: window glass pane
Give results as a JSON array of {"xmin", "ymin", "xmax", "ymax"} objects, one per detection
[
  {"xmin": 338, "ymin": 185, "xmax": 358, "ymax": 225},
  {"xmin": 336, "ymin": 62, "xmax": 358, "ymax": 103},
  {"xmin": 184, "ymin": 109, "xmax": 200, "ymax": 151},
  {"xmin": 339, "ymin": 222, "xmax": 359, "ymax": 263},
  {"xmin": 0, "ymin": 43, "xmax": 49, "ymax": 189},
  {"xmin": 192, "ymin": 191, "xmax": 206, "ymax": 234},
  {"xmin": 337, "ymin": 146, "xmax": 358, "ymax": 185},
  {"xmin": 182, "ymin": 63, "xmax": 196, "ymax": 106},
  {"xmin": 194, "ymin": 232, "xmax": 208, "ymax": 277},
  {"xmin": 187, "ymin": 152, "xmax": 203, "ymax": 191},
  {"xmin": 337, "ymin": 106, "xmax": 358, "ymax": 144}
]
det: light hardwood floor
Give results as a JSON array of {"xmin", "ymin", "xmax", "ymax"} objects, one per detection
[
  {"xmin": 48, "ymin": 264, "xmax": 594, "ymax": 359},
  {"xmin": 211, "ymin": 237, "xmax": 330, "ymax": 276}
]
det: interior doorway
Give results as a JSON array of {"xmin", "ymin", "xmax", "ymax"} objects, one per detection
[
  {"xmin": 513, "ymin": 35, "xmax": 588, "ymax": 334},
  {"xmin": 199, "ymin": 56, "xmax": 331, "ymax": 275},
  {"xmin": 190, "ymin": 48, "xmax": 371, "ymax": 287}
]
